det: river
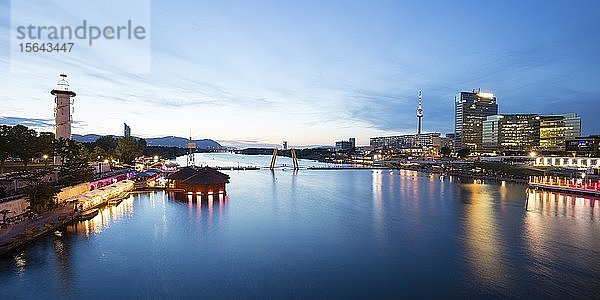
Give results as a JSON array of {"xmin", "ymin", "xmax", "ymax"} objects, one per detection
[{"xmin": 1, "ymin": 153, "xmax": 598, "ymax": 299}]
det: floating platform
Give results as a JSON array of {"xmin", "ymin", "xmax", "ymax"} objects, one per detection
[
  {"xmin": 79, "ymin": 209, "xmax": 99, "ymax": 221},
  {"xmin": 108, "ymin": 198, "xmax": 123, "ymax": 206}
]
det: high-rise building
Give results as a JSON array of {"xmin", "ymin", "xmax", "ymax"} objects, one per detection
[
  {"xmin": 562, "ymin": 113, "xmax": 582, "ymax": 140},
  {"xmin": 454, "ymin": 90, "xmax": 498, "ymax": 151},
  {"xmin": 282, "ymin": 141, "xmax": 288, "ymax": 150},
  {"xmin": 482, "ymin": 114, "xmax": 540, "ymax": 151},
  {"xmin": 539, "ymin": 113, "xmax": 581, "ymax": 151},
  {"xmin": 124, "ymin": 123, "xmax": 131, "ymax": 137}
]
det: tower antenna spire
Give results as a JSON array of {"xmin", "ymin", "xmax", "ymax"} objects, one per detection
[{"xmin": 416, "ymin": 90, "xmax": 423, "ymax": 146}]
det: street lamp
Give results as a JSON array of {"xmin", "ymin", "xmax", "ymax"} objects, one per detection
[{"xmin": 42, "ymin": 154, "xmax": 49, "ymax": 166}]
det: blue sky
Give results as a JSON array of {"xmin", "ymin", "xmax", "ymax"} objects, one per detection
[{"xmin": 1, "ymin": 0, "xmax": 599, "ymax": 147}]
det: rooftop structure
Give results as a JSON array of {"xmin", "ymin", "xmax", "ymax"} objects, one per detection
[{"xmin": 166, "ymin": 166, "xmax": 230, "ymax": 196}]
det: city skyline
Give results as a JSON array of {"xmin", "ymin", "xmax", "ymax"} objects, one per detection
[{"xmin": 1, "ymin": 1, "xmax": 599, "ymax": 146}]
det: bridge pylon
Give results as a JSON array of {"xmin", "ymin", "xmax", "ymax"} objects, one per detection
[{"xmin": 269, "ymin": 147, "xmax": 299, "ymax": 170}]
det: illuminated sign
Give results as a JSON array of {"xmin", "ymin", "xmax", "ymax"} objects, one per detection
[{"xmin": 477, "ymin": 92, "xmax": 495, "ymax": 99}]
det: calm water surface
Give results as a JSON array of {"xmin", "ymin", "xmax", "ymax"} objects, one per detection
[{"xmin": 1, "ymin": 154, "xmax": 599, "ymax": 299}]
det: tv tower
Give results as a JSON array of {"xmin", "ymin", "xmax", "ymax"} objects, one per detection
[{"xmin": 416, "ymin": 90, "xmax": 423, "ymax": 145}]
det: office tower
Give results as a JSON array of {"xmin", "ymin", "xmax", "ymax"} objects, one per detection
[
  {"xmin": 483, "ymin": 114, "xmax": 540, "ymax": 151},
  {"xmin": 539, "ymin": 113, "xmax": 581, "ymax": 151},
  {"xmin": 124, "ymin": 123, "xmax": 131, "ymax": 137},
  {"xmin": 454, "ymin": 89, "xmax": 498, "ymax": 151}
]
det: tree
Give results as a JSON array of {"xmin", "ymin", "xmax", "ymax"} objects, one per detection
[
  {"xmin": 90, "ymin": 146, "xmax": 108, "ymax": 161},
  {"xmin": 10, "ymin": 125, "xmax": 37, "ymax": 166},
  {"xmin": 0, "ymin": 125, "xmax": 12, "ymax": 173},
  {"xmin": 36, "ymin": 132, "xmax": 55, "ymax": 159},
  {"xmin": 440, "ymin": 146, "xmax": 452, "ymax": 156},
  {"xmin": 457, "ymin": 148, "xmax": 471, "ymax": 158},
  {"xmin": 27, "ymin": 183, "xmax": 60, "ymax": 213},
  {"xmin": 55, "ymin": 138, "xmax": 94, "ymax": 185},
  {"xmin": 0, "ymin": 126, "xmax": 54, "ymax": 172},
  {"xmin": 115, "ymin": 136, "xmax": 144, "ymax": 164},
  {"xmin": 94, "ymin": 135, "xmax": 119, "ymax": 155}
]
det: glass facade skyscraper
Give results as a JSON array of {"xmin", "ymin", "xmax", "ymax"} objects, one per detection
[
  {"xmin": 539, "ymin": 113, "xmax": 581, "ymax": 151},
  {"xmin": 454, "ymin": 90, "xmax": 498, "ymax": 151},
  {"xmin": 482, "ymin": 114, "xmax": 541, "ymax": 151}
]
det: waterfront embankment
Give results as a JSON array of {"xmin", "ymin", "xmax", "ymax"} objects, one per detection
[{"xmin": 0, "ymin": 180, "xmax": 135, "ymax": 256}]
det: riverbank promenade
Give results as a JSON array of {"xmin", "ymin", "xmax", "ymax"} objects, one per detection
[
  {"xmin": 0, "ymin": 180, "xmax": 135, "ymax": 256},
  {"xmin": 0, "ymin": 205, "xmax": 75, "ymax": 255}
]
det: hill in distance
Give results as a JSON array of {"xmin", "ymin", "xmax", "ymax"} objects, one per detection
[{"xmin": 73, "ymin": 134, "xmax": 222, "ymax": 149}]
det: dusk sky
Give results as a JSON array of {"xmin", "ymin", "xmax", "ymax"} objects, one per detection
[{"xmin": 1, "ymin": 0, "xmax": 599, "ymax": 147}]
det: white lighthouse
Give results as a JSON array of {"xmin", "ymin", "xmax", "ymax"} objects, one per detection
[
  {"xmin": 51, "ymin": 74, "xmax": 76, "ymax": 165},
  {"xmin": 51, "ymin": 74, "xmax": 76, "ymax": 140}
]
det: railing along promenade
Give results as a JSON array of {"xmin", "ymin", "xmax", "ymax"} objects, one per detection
[{"xmin": 529, "ymin": 175, "xmax": 600, "ymax": 197}]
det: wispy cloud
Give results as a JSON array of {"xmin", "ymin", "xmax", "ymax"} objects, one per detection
[{"xmin": 0, "ymin": 0, "xmax": 599, "ymax": 145}]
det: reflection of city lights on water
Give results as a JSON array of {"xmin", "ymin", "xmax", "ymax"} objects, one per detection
[
  {"xmin": 70, "ymin": 195, "xmax": 135, "ymax": 236},
  {"xmin": 462, "ymin": 182, "xmax": 507, "ymax": 286},
  {"xmin": 53, "ymin": 239, "xmax": 65, "ymax": 255},
  {"xmin": 14, "ymin": 253, "xmax": 27, "ymax": 275},
  {"xmin": 526, "ymin": 189, "xmax": 599, "ymax": 218}
]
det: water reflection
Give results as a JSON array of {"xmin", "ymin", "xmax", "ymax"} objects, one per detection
[
  {"xmin": 526, "ymin": 189, "xmax": 599, "ymax": 219},
  {"xmin": 14, "ymin": 253, "xmax": 26, "ymax": 276},
  {"xmin": 172, "ymin": 192, "xmax": 228, "ymax": 224},
  {"xmin": 2, "ymin": 171, "xmax": 599, "ymax": 299},
  {"xmin": 523, "ymin": 189, "xmax": 600, "ymax": 297},
  {"xmin": 54, "ymin": 237, "xmax": 73, "ymax": 297},
  {"xmin": 460, "ymin": 182, "xmax": 508, "ymax": 289},
  {"xmin": 371, "ymin": 170, "xmax": 385, "ymax": 251},
  {"xmin": 67, "ymin": 194, "xmax": 135, "ymax": 236}
]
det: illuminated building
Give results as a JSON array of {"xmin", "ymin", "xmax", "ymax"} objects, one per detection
[
  {"xmin": 370, "ymin": 133, "xmax": 441, "ymax": 150},
  {"xmin": 482, "ymin": 114, "xmax": 540, "ymax": 151},
  {"xmin": 565, "ymin": 135, "xmax": 600, "ymax": 157},
  {"xmin": 454, "ymin": 89, "xmax": 498, "ymax": 151},
  {"xmin": 539, "ymin": 113, "xmax": 581, "ymax": 151},
  {"xmin": 166, "ymin": 166, "xmax": 229, "ymax": 196},
  {"xmin": 440, "ymin": 134, "xmax": 455, "ymax": 150}
]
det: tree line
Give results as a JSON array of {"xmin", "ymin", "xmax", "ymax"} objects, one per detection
[
  {"xmin": 0, "ymin": 125, "xmax": 146, "ymax": 213},
  {"xmin": 0, "ymin": 125, "xmax": 147, "ymax": 174}
]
